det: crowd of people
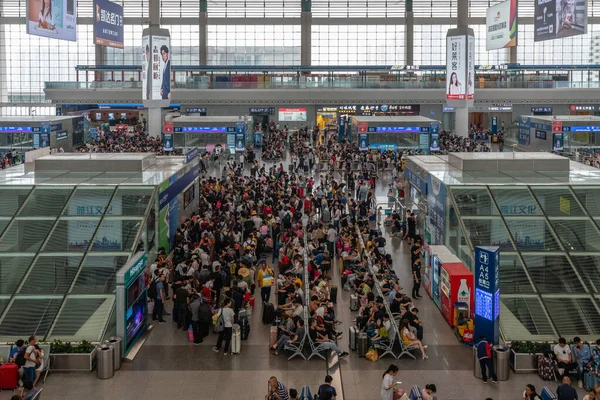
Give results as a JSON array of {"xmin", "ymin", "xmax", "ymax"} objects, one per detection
[{"xmin": 77, "ymin": 126, "xmax": 182, "ymax": 155}]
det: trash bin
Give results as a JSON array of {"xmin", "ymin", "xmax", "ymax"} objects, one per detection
[
  {"xmin": 493, "ymin": 345, "xmax": 510, "ymax": 381},
  {"xmin": 473, "ymin": 346, "xmax": 482, "ymax": 379},
  {"xmin": 96, "ymin": 344, "xmax": 115, "ymax": 379},
  {"xmin": 106, "ymin": 337, "xmax": 123, "ymax": 370}
]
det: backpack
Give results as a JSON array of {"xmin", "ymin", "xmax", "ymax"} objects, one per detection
[
  {"xmin": 215, "ymin": 310, "xmax": 225, "ymax": 332},
  {"xmin": 148, "ymin": 279, "xmax": 157, "ymax": 299},
  {"xmin": 15, "ymin": 347, "xmax": 27, "ymax": 367}
]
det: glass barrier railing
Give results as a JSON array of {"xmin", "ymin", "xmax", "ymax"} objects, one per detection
[{"xmin": 44, "ymin": 80, "xmax": 600, "ymax": 90}]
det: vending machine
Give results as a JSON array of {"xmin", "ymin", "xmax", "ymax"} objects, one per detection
[
  {"xmin": 423, "ymin": 245, "xmax": 452, "ymax": 300},
  {"xmin": 431, "ymin": 252, "xmax": 462, "ymax": 309},
  {"xmin": 439, "ymin": 262, "xmax": 474, "ymax": 327}
]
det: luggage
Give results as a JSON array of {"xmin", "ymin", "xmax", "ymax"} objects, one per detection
[
  {"xmin": 357, "ymin": 332, "xmax": 368, "ymax": 357},
  {"xmin": 239, "ymin": 310, "xmax": 250, "ymax": 340},
  {"xmin": 231, "ymin": 324, "xmax": 241, "ymax": 354},
  {"xmin": 349, "ymin": 325, "xmax": 358, "ymax": 351},
  {"xmin": 269, "ymin": 326, "xmax": 278, "ymax": 347},
  {"xmin": 540, "ymin": 386, "xmax": 556, "ymax": 400},
  {"xmin": 349, "ymin": 294, "xmax": 358, "ymax": 311},
  {"xmin": 188, "ymin": 325, "xmax": 194, "ymax": 341},
  {"xmin": 409, "ymin": 385, "xmax": 423, "ymax": 400},
  {"xmin": 330, "ymin": 285, "xmax": 338, "ymax": 304},
  {"xmin": 0, "ymin": 363, "xmax": 19, "ymax": 390},
  {"xmin": 262, "ymin": 302, "xmax": 275, "ymax": 325},
  {"xmin": 584, "ymin": 371, "xmax": 599, "ymax": 391},
  {"xmin": 537, "ymin": 354, "xmax": 557, "ymax": 382}
]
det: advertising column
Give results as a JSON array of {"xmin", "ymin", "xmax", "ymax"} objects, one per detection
[
  {"xmin": 474, "ymin": 246, "xmax": 500, "ymax": 345},
  {"xmin": 142, "ymin": 27, "xmax": 171, "ymax": 138},
  {"xmin": 358, "ymin": 122, "xmax": 368, "ymax": 151},
  {"xmin": 552, "ymin": 120, "xmax": 564, "ymax": 151},
  {"xmin": 429, "ymin": 121, "xmax": 440, "ymax": 152},
  {"xmin": 446, "ymin": 26, "xmax": 475, "ymax": 138},
  {"xmin": 235, "ymin": 121, "xmax": 246, "ymax": 151}
]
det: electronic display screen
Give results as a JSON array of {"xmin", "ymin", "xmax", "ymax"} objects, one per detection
[
  {"xmin": 494, "ymin": 289, "xmax": 500, "ymax": 320},
  {"xmin": 181, "ymin": 126, "xmax": 228, "ymax": 133},
  {"xmin": 475, "ymin": 288, "xmax": 493, "ymax": 321},
  {"xmin": 108, "ymin": 113, "xmax": 115, "ymax": 120},
  {"xmin": 183, "ymin": 184, "xmax": 195, "ymax": 209},
  {"xmin": 125, "ymin": 273, "xmax": 147, "ymax": 345},
  {"xmin": 375, "ymin": 126, "xmax": 421, "ymax": 133}
]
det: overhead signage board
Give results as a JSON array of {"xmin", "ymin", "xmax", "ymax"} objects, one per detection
[
  {"xmin": 474, "ymin": 246, "xmax": 500, "ymax": 345},
  {"xmin": 534, "ymin": 0, "xmax": 587, "ymax": 42},
  {"xmin": 278, "ymin": 108, "xmax": 307, "ymax": 121},
  {"xmin": 93, "ymin": 0, "xmax": 124, "ymax": 48},
  {"xmin": 486, "ymin": 0, "xmax": 518, "ymax": 50},
  {"xmin": 26, "ymin": 0, "xmax": 77, "ymax": 42}
]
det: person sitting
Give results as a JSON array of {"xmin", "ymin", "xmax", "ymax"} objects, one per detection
[
  {"xmin": 308, "ymin": 318, "xmax": 348, "ymax": 358},
  {"xmin": 271, "ymin": 319, "xmax": 305, "ymax": 356},
  {"xmin": 556, "ymin": 376, "xmax": 578, "ymax": 400},
  {"xmin": 369, "ymin": 318, "xmax": 387, "ymax": 346},
  {"xmin": 400, "ymin": 307, "xmax": 424, "ymax": 341},
  {"xmin": 317, "ymin": 375, "xmax": 338, "ymax": 400},
  {"xmin": 400, "ymin": 319, "xmax": 428, "ymax": 359},
  {"xmin": 554, "ymin": 337, "xmax": 578, "ymax": 379},
  {"xmin": 19, "ymin": 381, "xmax": 39, "ymax": 400},
  {"xmin": 574, "ymin": 336, "xmax": 591, "ymax": 388}
]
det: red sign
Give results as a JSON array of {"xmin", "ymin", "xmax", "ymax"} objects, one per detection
[
  {"xmin": 552, "ymin": 121, "xmax": 562, "ymax": 133},
  {"xmin": 358, "ymin": 122, "xmax": 368, "ymax": 133},
  {"xmin": 163, "ymin": 121, "xmax": 174, "ymax": 133}
]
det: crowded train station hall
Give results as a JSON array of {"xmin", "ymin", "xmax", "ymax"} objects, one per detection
[{"xmin": 1, "ymin": 0, "xmax": 600, "ymax": 399}]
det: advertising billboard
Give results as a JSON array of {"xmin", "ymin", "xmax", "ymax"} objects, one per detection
[
  {"xmin": 534, "ymin": 0, "xmax": 587, "ymax": 42},
  {"xmin": 142, "ymin": 35, "xmax": 171, "ymax": 100},
  {"xmin": 467, "ymin": 35, "xmax": 475, "ymax": 100},
  {"xmin": 446, "ymin": 35, "xmax": 467, "ymax": 101},
  {"xmin": 26, "ymin": 0, "xmax": 77, "ymax": 41},
  {"xmin": 94, "ymin": 0, "xmax": 124, "ymax": 49},
  {"xmin": 278, "ymin": 108, "xmax": 307, "ymax": 121},
  {"xmin": 486, "ymin": 0, "xmax": 518, "ymax": 50}
]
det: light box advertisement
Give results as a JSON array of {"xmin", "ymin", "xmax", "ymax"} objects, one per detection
[
  {"xmin": 486, "ymin": 0, "xmax": 518, "ymax": 50},
  {"xmin": 278, "ymin": 108, "xmax": 307, "ymax": 122},
  {"xmin": 27, "ymin": 0, "xmax": 77, "ymax": 41},
  {"xmin": 534, "ymin": 0, "xmax": 587, "ymax": 42},
  {"xmin": 446, "ymin": 35, "xmax": 466, "ymax": 100},
  {"xmin": 474, "ymin": 246, "xmax": 500, "ymax": 345},
  {"xmin": 67, "ymin": 195, "xmax": 122, "ymax": 251},
  {"xmin": 94, "ymin": 0, "xmax": 124, "ymax": 49}
]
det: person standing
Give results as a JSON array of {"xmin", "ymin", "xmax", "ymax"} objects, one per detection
[
  {"xmin": 380, "ymin": 364, "xmax": 406, "ymax": 400},
  {"xmin": 412, "ymin": 259, "xmax": 422, "ymax": 299},
  {"xmin": 213, "ymin": 298, "xmax": 235, "ymax": 355},
  {"xmin": 22, "ymin": 336, "xmax": 40, "ymax": 384},
  {"xmin": 317, "ymin": 375, "xmax": 338, "ymax": 400},
  {"xmin": 257, "ymin": 262, "xmax": 274, "ymax": 304},
  {"xmin": 152, "ymin": 274, "xmax": 167, "ymax": 323},
  {"xmin": 190, "ymin": 294, "xmax": 202, "ymax": 344},
  {"xmin": 476, "ymin": 336, "xmax": 498, "ymax": 384}
]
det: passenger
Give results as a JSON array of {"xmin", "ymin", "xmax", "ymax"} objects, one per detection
[
  {"xmin": 265, "ymin": 376, "xmax": 290, "ymax": 400},
  {"xmin": 400, "ymin": 320, "xmax": 428, "ymax": 360}
]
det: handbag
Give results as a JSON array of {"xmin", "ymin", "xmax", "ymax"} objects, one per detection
[{"xmin": 365, "ymin": 346, "xmax": 379, "ymax": 362}]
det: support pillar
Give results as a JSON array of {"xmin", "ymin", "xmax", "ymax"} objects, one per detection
[
  {"xmin": 199, "ymin": 12, "xmax": 208, "ymax": 65},
  {"xmin": 95, "ymin": 45, "xmax": 104, "ymax": 81},
  {"xmin": 149, "ymin": 0, "xmax": 160, "ymax": 26},
  {"xmin": 455, "ymin": 106, "xmax": 469, "ymax": 138},
  {"xmin": 147, "ymin": 108, "xmax": 162, "ymax": 138},
  {"xmin": 509, "ymin": 46, "xmax": 517, "ymax": 64},
  {"xmin": 405, "ymin": 12, "xmax": 414, "ymax": 65},
  {"xmin": 301, "ymin": 12, "xmax": 312, "ymax": 66}
]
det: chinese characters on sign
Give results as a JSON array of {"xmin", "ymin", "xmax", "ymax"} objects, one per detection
[
  {"xmin": 76, "ymin": 205, "xmax": 114, "ymax": 215},
  {"xmin": 474, "ymin": 246, "xmax": 500, "ymax": 344}
]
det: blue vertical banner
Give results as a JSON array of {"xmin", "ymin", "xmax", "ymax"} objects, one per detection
[
  {"xmin": 358, "ymin": 133, "xmax": 369, "ymax": 151},
  {"xmin": 254, "ymin": 132, "xmax": 263, "ymax": 148},
  {"xmin": 163, "ymin": 133, "xmax": 174, "ymax": 151},
  {"xmin": 338, "ymin": 119, "xmax": 345, "ymax": 142},
  {"xmin": 419, "ymin": 133, "xmax": 430, "ymax": 154},
  {"xmin": 426, "ymin": 174, "xmax": 446, "ymax": 246},
  {"xmin": 429, "ymin": 121, "xmax": 440, "ymax": 152},
  {"xmin": 235, "ymin": 121, "xmax": 246, "ymax": 151},
  {"xmin": 491, "ymin": 116, "xmax": 498, "ymax": 135},
  {"xmin": 474, "ymin": 246, "xmax": 500, "ymax": 345},
  {"xmin": 518, "ymin": 116, "xmax": 531, "ymax": 146},
  {"xmin": 41, "ymin": 122, "xmax": 51, "ymax": 135}
]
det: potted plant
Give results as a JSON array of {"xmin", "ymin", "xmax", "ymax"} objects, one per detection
[
  {"xmin": 49, "ymin": 340, "xmax": 98, "ymax": 372},
  {"xmin": 509, "ymin": 341, "xmax": 551, "ymax": 374}
]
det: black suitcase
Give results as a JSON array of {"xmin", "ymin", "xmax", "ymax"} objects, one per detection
[
  {"xmin": 262, "ymin": 303, "xmax": 275, "ymax": 325},
  {"xmin": 330, "ymin": 285, "xmax": 338, "ymax": 304},
  {"xmin": 240, "ymin": 317, "xmax": 250, "ymax": 340},
  {"xmin": 357, "ymin": 332, "xmax": 368, "ymax": 357}
]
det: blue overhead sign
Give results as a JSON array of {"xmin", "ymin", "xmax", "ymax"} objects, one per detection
[
  {"xmin": 185, "ymin": 147, "xmax": 199, "ymax": 164},
  {"xmin": 375, "ymin": 126, "xmax": 422, "ymax": 133},
  {"xmin": 563, "ymin": 126, "xmax": 600, "ymax": 132},
  {"xmin": 474, "ymin": 246, "xmax": 500, "ymax": 345},
  {"xmin": 41, "ymin": 122, "xmax": 51, "ymax": 134},
  {"xmin": 404, "ymin": 168, "xmax": 428, "ymax": 195},
  {"xmin": 180, "ymin": 126, "xmax": 230, "ymax": 133}
]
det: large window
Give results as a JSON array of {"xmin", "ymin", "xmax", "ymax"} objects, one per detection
[
  {"xmin": 413, "ymin": 25, "xmax": 452, "ymax": 65},
  {"xmin": 312, "ymin": 25, "xmax": 404, "ymax": 66},
  {"xmin": 207, "ymin": 25, "xmax": 301, "ymax": 65}
]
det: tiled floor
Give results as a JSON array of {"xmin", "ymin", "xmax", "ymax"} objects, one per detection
[{"xmin": 0, "ymin": 153, "xmax": 589, "ymax": 400}]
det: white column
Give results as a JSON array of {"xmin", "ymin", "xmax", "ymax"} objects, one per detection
[
  {"xmin": 147, "ymin": 108, "xmax": 162, "ymax": 138},
  {"xmin": 455, "ymin": 107, "xmax": 469, "ymax": 138}
]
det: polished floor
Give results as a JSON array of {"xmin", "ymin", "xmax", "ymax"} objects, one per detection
[{"xmin": 0, "ymin": 151, "xmax": 589, "ymax": 400}]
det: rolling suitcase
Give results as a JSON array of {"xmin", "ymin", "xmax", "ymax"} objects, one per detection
[
  {"xmin": 409, "ymin": 385, "xmax": 423, "ymax": 400},
  {"xmin": 231, "ymin": 324, "xmax": 241, "ymax": 354},
  {"xmin": 262, "ymin": 303, "xmax": 275, "ymax": 325},
  {"xmin": 269, "ymin": 326, "xmax": 278, "ymax": 347},
  {"xmin": 239, "ymin": 311, "xmax": 250, "ymax": 340},
  {"xmin": 330, "ymin": 285, "xmax": 338, "ymax": 304},
  {"xmin": 584, "ymin": 371, "xmax": 599, "ymax": 391},
  {"xmin": 540, "ymin": 387, "xmax": 556, "ymax": 400},
  {"xmin": 349, "ymin": 325, "xmax": 358, "ymax": 351},
  {"xmin": 357, "ymin": 332, "xmax": 368, "ymax": 357},
  {"xmin": 349, "ymin": 294, "xmax": 358, "ymax": 311},
  {"xmin": 0, "ymin": 363, "xmax": 19, "ymax": 390}
]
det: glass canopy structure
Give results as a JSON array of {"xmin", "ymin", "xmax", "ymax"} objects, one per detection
[
  {"xmin": 406, "ymin": 154, "xmax": 600, "ymax": 342},
  {"xmin": 0, "ymin": 167, "xmax": 163, "ymax": 343}
]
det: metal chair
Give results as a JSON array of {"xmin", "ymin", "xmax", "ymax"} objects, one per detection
[
  {"xmin": 373, "ymin": 325, "xmax": 397, "ymax": 359},
  {"xmin": 306, "ymin": 335, "xmax": 328, "ymax": 361},
  {"xmin": 284, "ymin": 332, "xmax": 307, "ymax": 361}
]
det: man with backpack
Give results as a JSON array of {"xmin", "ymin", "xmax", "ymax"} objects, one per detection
[
  {"xmin": 476, "ymin": 336, "xmax": 498, "ymax": 384},
  {"xmin": 9, "ymin": 339, "xmax": 25, "ymax": 386},
  {"xmin": 22, "ymin": 336, "xmax": 40, "ymax": 384}
]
